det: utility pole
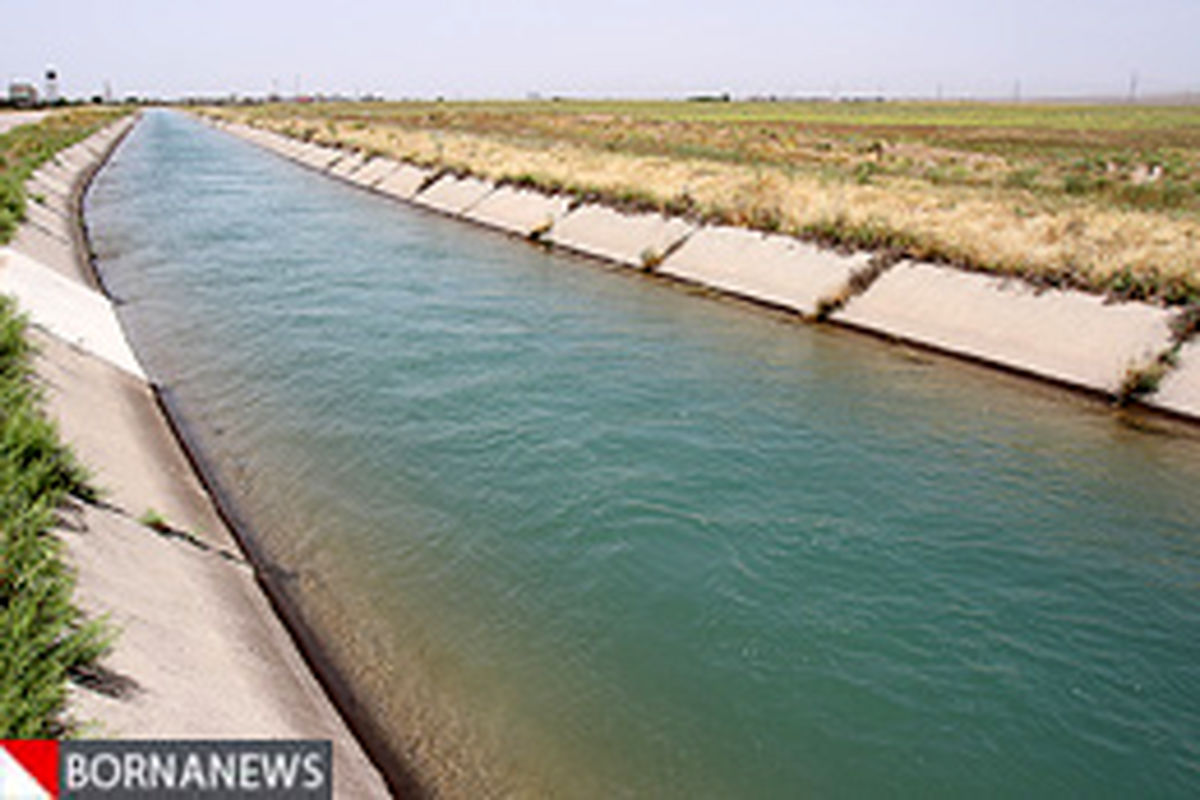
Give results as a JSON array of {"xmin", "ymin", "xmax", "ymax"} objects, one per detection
[
  {"xmin": 1013, "ymin": 79, "xmax": 1021, "ymax": 103},
  {"xmin": 1128, "ymin": 70, "xmax": 1139, "ymax": 103}
]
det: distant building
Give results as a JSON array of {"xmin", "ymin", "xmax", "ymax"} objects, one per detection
[
  {"xmin": 8, "ymin": 80, "xmax": 39, "ymax": 107},
  {"xmin": 44, "ymin": 67, "xmax": 59, "ymax": 103}
]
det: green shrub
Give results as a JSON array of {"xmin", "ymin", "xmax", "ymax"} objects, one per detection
[
  {"xmin": 0, "ymin": 297, "xmax": 107, "ymax": 737},
  {"xmin": 853, "ymin": 161, "xmax": 880, "ymax": 185},
  {"xmin": 1004, "ymin": 167, "xmax": 1040, "ymax": 190},
  {"xmin": 1063, "ymin": 172, "xmax": 1108, "ymax": 195}
]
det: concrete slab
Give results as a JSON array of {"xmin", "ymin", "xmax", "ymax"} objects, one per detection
[
  {"xmin": 411, "ymin": 174, "xmax": 495, "ymax": 215},
  {"xmin": 463, "ymin": 185, "xmax": 572, "ymax": 237},
  {"xmin": 0, "ymin": 248, "xmax": 144, "ymax": 378},
  {"xmin": 328, "ymin": 152, "xmax": 368, "ymax": 180},
  {"xmin": 35, "ymin": 331, "xmax": 222, "ymax": 544},
  {"xmin": 9, "ymin": 222, "xmax": 78, "ymax": 278},
  {"xmin": 832, "ymin": 260, "xmax": 1174, "ymax": 394},
  {"xmin": 27, "ymin": 170, "xmax": 72, "ymax": 201},
  {"xmin": 284, "ymin": 143, "xmax": 318, "ymax": 166},
  {"xmin": 240, "ymin": 129, "xmax": 297, "ymax": 161},
  {"xmin": 24, "ymin": 180, "xmax": 71, "ymax": 218},
  {"xmin": 63, "ymin": 137, "xmax": 104, "ymax": 159},
  {"xmin": 346, "ymin": 157, "xmax": 400, "ymax": 188},
  {"xmin": 660, "ymin": 226, "xmax": 872, "ymax": 317},
  {"xmin": 240, "ymin": 128, "xmax": 271, "ymax": 146},
  {"xmin": 268, "ymin": 136, "xmax": 304, "ymax": 159},
  {"xmin": 61, "ymin": 501, "xmax": 389, "ymax": 798},
  {"xmin": 1148, "ymin": 340, "xmax": 1200, "ymax": 420},
  {"xmin": 84, "ymin": 136, "xmax": 113, "ymax": 155},
  {"xmin": 35, "ymin": 161, "xmax": 76, "ymax": 186},
  {"xmin": 51, "ymin": 149, "xmax": 95, "ymax": 173},
  {"xmin": 53, "ymin": 142, "xmax": 90, "ymax": 161},
  {"xmin": 26, "ymin": 185, "xmax": 71, "ymax": 218},
  {"xmin": 292, "ymin": 143, "xmax": 342, "ymax": 171},
  {"xmin": 20, "ymin": 196, "xmax": 73, "ymax": 243},
  {"xmin": 254, "ymin": 129, "xmax": 291, "ymax": 150},
  {"xmin": 279, "ymin": 140, "xmax": 312, "ymax": 163},
  {"xmin": 76, "ymin": 140, "xmax": 103, "ymax": 159},
  {"xmin": 376, "ymin": 163, "xmax": 435, "ymax": 201},
  {"xmin": 93, "ymin": 123, "xmax": 128, "ymax": 145},
  {"xmin": 34, "ymin": 334, "xmax": 388, "ymax": 798},
  {"xmin": 546, "ymin": 204, "xmax": 696, "ymax": 268}
]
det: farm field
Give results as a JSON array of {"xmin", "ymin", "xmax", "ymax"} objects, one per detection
[{"xmin": 207, "ymin": 100, "xmax": 1200, "ymax": 303}]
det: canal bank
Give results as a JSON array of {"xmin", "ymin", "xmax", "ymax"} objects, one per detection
[
  {"xmin": 205, "ymin": 116, "xmax": 1200, "ymax": 422},
  {"xmin": 1, "ymin": 113, "xmax": 391, "ymax": 797}
]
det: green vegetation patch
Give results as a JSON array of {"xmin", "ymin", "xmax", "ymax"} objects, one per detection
[
  {"xmin": 0, "ymin": 296, "xmax": 108, "ymax": 737},
  {"xmin": 0, "ymin": 109, "xmax": 126, "ymax": 244}
]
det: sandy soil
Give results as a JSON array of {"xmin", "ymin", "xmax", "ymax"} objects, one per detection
[{"xmin": 0, "ymin": 110, "xmax": 46, "ymax": 134}]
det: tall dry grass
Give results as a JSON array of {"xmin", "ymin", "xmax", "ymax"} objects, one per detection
[{"xmin": 209, "ymin": 107, "xmax": 1200, "ymax": 302}]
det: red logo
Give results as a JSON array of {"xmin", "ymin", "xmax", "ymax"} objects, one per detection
[{"xmin": 0, "ymin": 740, "xmax": 58, "ymax": 799}]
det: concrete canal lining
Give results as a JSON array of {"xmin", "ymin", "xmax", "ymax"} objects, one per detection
[
  {"xmin": 546, "ymin": 204, "xmax": 695, "ymax": 268},
  {"xmin": 412, "ymin": 173, "xmax": 496, "ymax": 215},
  {"xmin": 1149, "ymin": 342, "xmax": 1200, "ymax": 419},
  {"xmin": 10, "ymin": 223, "xmax": 76, "ymax": 278},
  {"xmin": 463, "ymin": 185, "xmax": 573, "ymax": 237},
  {"xmin": 21, "ymin": 197, "xmax": 74, "ymax": 243},
  {"xmin": 348, "ymin": 157, "xmax": 401, "ymax": 188},
  {"xmin": 294, "ymin": 142, "xmax": 342, "ymax": 171},
  {"xmin": 375, "ymin": 163, "xmax": 436, "ymax": 200},
  {"xmin": 0, "ymin": 247, "xmax": 145, "ymax": 378},
  {"xmin": 660, "ymin": 225, "xmax": 873, "ymax": 318},
  {"xmin": 329, "ymin": 151, "xmax": 368, "ymax": 180},
  {"xmin": 832, "ymin": 260, "xmax": 1175, "ymax": 395}
]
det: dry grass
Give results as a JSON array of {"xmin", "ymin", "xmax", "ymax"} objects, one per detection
[{"xmin": 204, "ymin": 101, "xmax": 1200, "ymax": 302}]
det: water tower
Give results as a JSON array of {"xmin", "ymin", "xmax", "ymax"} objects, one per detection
[{"xmin": 44, "ymin": 66, "xmax": 59, "ymax": 104}]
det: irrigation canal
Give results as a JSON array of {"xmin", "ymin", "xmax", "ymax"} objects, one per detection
[{"xmin": 86, "ymin": 110, "xmax": 1200, "ymax": 797}]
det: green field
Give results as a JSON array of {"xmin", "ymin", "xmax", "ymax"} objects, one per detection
[
  {"xmin": 237, "ymin": 99, "xmax": 1200, "ymax": 213},
  {"xmin": 290, "ymin": 98, "xmax": 1200, "ymax": 130}
]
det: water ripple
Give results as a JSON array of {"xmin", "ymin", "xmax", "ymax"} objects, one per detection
[{"xmin": 87, "ymin": 111, "xmax": 1200, "ymax": 799}]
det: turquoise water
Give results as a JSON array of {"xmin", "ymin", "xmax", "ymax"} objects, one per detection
[{"xmin": 87, "ymin": 110, "xmax": 1200, "ymax": 797}]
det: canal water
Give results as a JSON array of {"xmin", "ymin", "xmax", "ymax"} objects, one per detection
[{"xmin": 87, "ymin": 110, "xmax": 1200, "ymax": 797}]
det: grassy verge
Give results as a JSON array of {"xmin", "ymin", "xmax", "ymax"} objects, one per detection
[
  {"xmin": 0, "ymin": 296, "xmax": 109, "ymax": 737},
  {"xmin": 204, "ymin": 100, "xmax": 1200, "ymax": 304},
  {"xmin": 1, "ymin": 110, "xmax": 120, "ymax": 735},
  {"xmin": 0, "ymin": 108, "xmax": 127, "ymax": 244}
]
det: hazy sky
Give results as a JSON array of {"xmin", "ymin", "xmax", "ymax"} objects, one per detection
[{"xmin": 3, "ymin": 0, "xmax": 1198, "ymax": 100}]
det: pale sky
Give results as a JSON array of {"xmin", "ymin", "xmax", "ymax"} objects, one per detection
[{"xmin": 3, "ymin": 0, "xmax": 1198, "ymax": 101}]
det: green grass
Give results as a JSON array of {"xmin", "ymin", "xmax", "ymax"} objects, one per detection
[
  {"xmin": 246, "ymin": 98, "xmax": 1200, "ymax": 130},
  {"xmin": 138, "ymin": 507, "xmax": 168, "ymax": 532},
  {"xmin": 0, "ymin": 257, "xmax": 109, "ymax": 735}
]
